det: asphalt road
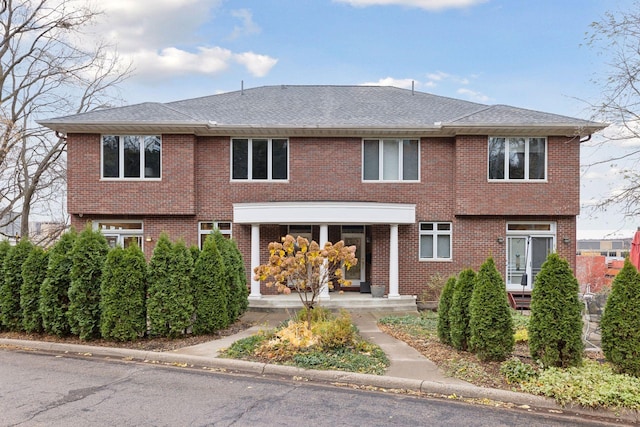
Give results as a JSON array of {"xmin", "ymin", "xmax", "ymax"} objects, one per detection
[{"xmin": 0, "ymin": 349, "xmax": 622, "ymax": 427}]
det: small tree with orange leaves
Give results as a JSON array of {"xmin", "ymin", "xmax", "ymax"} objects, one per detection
[{"xmin": 254, "ymin": 235, "xmax": 357, "ymax": 327}]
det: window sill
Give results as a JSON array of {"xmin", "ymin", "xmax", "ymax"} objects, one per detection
[{"xmin": 419, "ymin": 258, "xmax": 453, "ymax": 262}]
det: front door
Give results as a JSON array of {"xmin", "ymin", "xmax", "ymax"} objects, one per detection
[{"xmin": 342, "ymin": 232, "xmax": 365, "ymax": 286}]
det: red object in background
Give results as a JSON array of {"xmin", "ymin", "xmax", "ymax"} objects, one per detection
[{"xmin": 631, "ymin": 230, "xmax": 640, "ymax": 271}]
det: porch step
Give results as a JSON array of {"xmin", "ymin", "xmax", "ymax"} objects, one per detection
[
  {"xmin": 508, "ymin": 291, "xmax": 532, "ymax": 310},
  {"xmin": 248, "ymin": 293, "xmax": 418, "ymax": 313}
]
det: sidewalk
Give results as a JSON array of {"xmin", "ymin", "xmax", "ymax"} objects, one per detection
[{"xmin": 0, "ymin": 310, "xmax": 635, "ymax": 424}]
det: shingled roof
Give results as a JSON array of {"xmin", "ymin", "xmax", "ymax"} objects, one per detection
[{"xmin": 38, "ymin": 85, "xmax": 606, "ymax": 137}]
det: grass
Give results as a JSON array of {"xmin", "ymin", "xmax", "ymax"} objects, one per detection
[{"xmin": 379, "ymin": 311, "xmax": 640, "ymax": 411}]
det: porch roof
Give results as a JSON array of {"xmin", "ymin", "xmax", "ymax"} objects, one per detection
[{"xmin": 233, "ymin": 202, "xmax": 415, "ymax": 225}]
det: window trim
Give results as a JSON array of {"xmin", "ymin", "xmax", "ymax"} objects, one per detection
[
  {"xmin": 93, "ymin": 219, "xmax": 144, "ymax": 250},
  {"xmin": 419, "ymin": 221, "xmax": 452, "ymax": 261},
  {"xmin": 230, "ymin": 138, "xmax": 289, "ymax": 181},
  {"xmin": 487, "ymin": 137, "xmax": 547, "ymax": 182},
  {"xmin": 199, "ymin": 221, "xmax": 232, "ymax": 249},
  {"xmin": 362, "ymin": 138, "xmax": 420, "ymax": 182},
  {"xmin": 100, "ymin": 135, "xmax": 162, "ymax": 180}
]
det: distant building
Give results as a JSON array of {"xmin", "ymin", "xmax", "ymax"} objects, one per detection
[
  {"xmin": 577, "ymin": 238, "xmax": 631, "ymax": 259},
  {"xmin": 0, "ymin": 212, "xmax": 21, "ymax": 244}
]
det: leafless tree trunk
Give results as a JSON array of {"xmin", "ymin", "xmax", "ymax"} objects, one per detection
[
  {"xmin": 0, "ymin": 0, "xmax": 130, "ymax": 241},
  {"xmin": 585, "ymin": 5, "xmax": 640, "ymax": 217}
]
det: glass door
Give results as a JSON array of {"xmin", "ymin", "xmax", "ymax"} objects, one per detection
[
  {"xmin": 507, "ymin": 235, "xmax": 554, "ymax": 290},
  {"xmin": 342, "ymin": 233, "xmax": 365, "ymax": 285}
]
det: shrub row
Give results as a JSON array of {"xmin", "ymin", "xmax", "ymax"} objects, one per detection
[
  {"xmin": 0, "ymin": 226, "xmax": 249, "ymax": 341},
  {"xmin": 437, "ymin": 253, "xmax": 584, "ymax": 367}
]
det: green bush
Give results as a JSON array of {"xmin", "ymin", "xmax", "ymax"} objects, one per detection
[
  {"xmin": 469, "ymin": 257, "xmax": 514, "ymax": 362},
  {"xmin": 600, "ymin": 258, "xmax": 640, "ymax": 376},
  {"xmin": 437, "ymin": 276, "xmax": 457, "ymax": 345},
  {"xmin": 313, "ymin": 311, "xmax": 358, "ymax": 350},
  {"xmin": 147, "ymin": 234, "xmax": 173, "ymax": 337},
  {"xmin": 213, "ymin": 230, "xmax": 240, "ymax": 322},
  {"xmin": 0, "ymin": 239, "xmax": 10, "ymax": 331},
  {"xmin": 449, "ymin": 268, "xmax": 476, "ymax": 351},
  {"xmin": 67, "ymin": 226, "xmax": 109, "ymax": 340},
  {"xmin": 227, "ymin": 238, "xmax": 249, "ymax": 316},
  {"xmin": 192, "ymin": 234, "xmax": 229, "ymax": 334},
  {"xmin": 0, "ymin": 239, "xmax": 33, "ymax": 331},
  {"xmin": 296, "ymin": 306, "xmax": 332, "ymax": 324},
  {"xmin": 20, "ymin": 246, "xmax": 49, "ymax": 333},
  {"xmin": 100, "ymin": 244, "xmax": 147, "ymax": 341},
  {"xmin": 40, "ymin": 229, "xmax": 77, "ymax": 336},
  {"xmin": 529, "ymin": 253, "xmax": 583, "ymax": 368},
  {"xmin": 166, "ymin": 240, "xmax": 195, "ymax": 336}
]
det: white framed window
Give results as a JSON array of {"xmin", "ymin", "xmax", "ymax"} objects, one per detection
[
  {"xmin": 199, "ymin": 221, "xmax": 232, "ymax": 249},
  {"xmin": 93, "ymin": 220, "xmax": 144, "ymax": 249},
  {"xmin": 419, "ymin": 222, "xmax": 452, "ymax": 261},
  {"xmin": 488, "ymin": 137, "xmax": 546, "ymax": 181},
  {"xmin": 231, "ymin": 138, "xmax": 288, "ymax": 180},
  {"xmin": 102, "ymin": 135, "xmax": 161, "ymax": 179},
  {"xmin": 363, "ymin": 139, "xmax": 419, "ymax": 181}
]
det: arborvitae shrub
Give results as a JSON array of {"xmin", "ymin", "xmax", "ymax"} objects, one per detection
[
  {"xmin": 0, "ymin": 239, "xmax": 33, "ymax": 331},
  {"xmin": 147, "ymin": 233, "xmax": 173, "ymax": 337},
  {"xmin": 228, "ymin": 238, "xmax": 249, "ymax": 316},
  {"xmin": 40, "ymin": 229, "xmax": 77, "ymax": 336},
  {"xmin": 190, "ymin": 245, "xmax": 200, "ymax": 264},
  {"xmin": 192, "ymin": 234, "xmax": 229, "ymax": 334},
  {"xmin": 469, "ymin": 257, "xmax": 514, "ymax": 362},
  {"xmin": 600, "ymin": 258, "xmax": 640, "ymax": 376},
  {"xmin": 100, "ymin": 244, "xmax": 147, "ymax": 341},
  {"xmin": 166, "ymin": 241, "xmax": 195, "ymax": 336},
  {"xmin": 528, "ymin": 253, "xmax": 583, "ymax": 368},
  {"xmin": 67, "ymin": 226, "xmax": 109, "ymax": 340},
  {"xmin": 0, "ymin": 239, "xmax": 13, "ymax": 331},
  {"xmin": 437, "ymin": 276, "xmax": 457, "ymax": 345},
  {"xmin": 449, "ymin": 268, "xmax": 476, "ymax": 351},
  {"xmin": 214, "ymin": 230, "xmax": 243, "ymax": 322},
  {"xmin": 20, "ymin": 246, "xmax": 49, "ymax": 332}
]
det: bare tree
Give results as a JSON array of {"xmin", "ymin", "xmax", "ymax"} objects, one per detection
[
  {"xmin": 585, "ymin": 3, "xmax": 640, "ymax": 217},
  {"xmin": 0, "ymin": 0, "xmax": 130, "ymax": 241}
]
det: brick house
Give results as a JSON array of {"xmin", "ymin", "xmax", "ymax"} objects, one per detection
[{"xmin": 39, "ymin": 85, "xmax": 606, "ymax": 301}]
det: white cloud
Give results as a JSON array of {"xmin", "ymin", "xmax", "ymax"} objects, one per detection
[
  {"xmin": 229, "ymin": 9, "xmax": 261, "ymax": 40},
  {"xmin": 456, "ymin": 88, "xmax": 490, "ymax": 102},
  {"xmin": 87, "ymin": 1, "xmax": 276, "ymax": 80},
  {"xmin": 360, "ymin": 77, "xmax": 417, "ymax": 89},
  {"xmin": 233, "ymin": 52, "xmax": 278, "ymax": 77},
  {"xmin": 334, "ymin": 0, "xmax": 487, "ymax": 10}
]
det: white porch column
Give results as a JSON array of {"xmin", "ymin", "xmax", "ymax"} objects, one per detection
[
  {"xmin": 319, "ymin": 224, "xmax": 330, "ymax": 300},
  {"xmin": 388, "ymin": 224, "xmax": 400, "ymax": 299},
  {"xmin": 249, "ymin": 223, "xmax": 262, "ymax": 299}
]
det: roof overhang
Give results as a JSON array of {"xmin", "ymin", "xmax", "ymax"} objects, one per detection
[
  {"xmin": 233, "ymin": 202, "xmax": 416, "ymax": 225},
  {"xmin": 37, "ymin": 121, "xmax": 607, "ymax": 138}
]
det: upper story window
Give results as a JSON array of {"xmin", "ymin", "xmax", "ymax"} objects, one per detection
[
  {"xmin": 488, "ymin": 137, "xmax": 546, "ymax": 181},
  {"xmin": 102, "ymin": 135, "xmax": 161, "ymax": 179},
  {"xmin": 232, "ymin": 138, "xmax": 288, "ymax": 181},
  {"xmin": 419, "ymin": 222, "xmax": 452, "ymax": 261},
  {"xmin": 363, "ymin": 139, "xmax": 419, "ymax": 181}
]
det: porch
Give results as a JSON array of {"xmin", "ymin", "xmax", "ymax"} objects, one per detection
[{"xmin": 248, "ymin": 292, "xmax": 418, "ymax": 312}]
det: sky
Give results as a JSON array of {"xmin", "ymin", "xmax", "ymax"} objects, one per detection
[{"xmin": 83, "ymin": 0, "xmax": 638, "ymax": 240}]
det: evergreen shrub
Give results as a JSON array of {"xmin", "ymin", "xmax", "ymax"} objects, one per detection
[
  {"xmin": 192, "ymin": 234, "xmax": 229, "ymax": 334},
  {"xmin": 437, "ymin": 276, "xmax": 457, "ymax": 345},
  {"xmin": 600, "ymin": 258, "xmax": 640, "ymax": 376},
  {"xmin": 40, "ymin": 229, "xmax": 77, "ymax": 336},
  {"xmin": 469, "ymin": 257, "xmax": 514, "ymax": 362},
  {"xmin": 0, "ymin": 239, "xmax": 33, "ymax": 330},
  {"xmin": 449, "ymin": 268, "xmax": 476, "ymax": 351},
  {"xmin": 21, "ymin": 246, "xmax": 49, "ymax": 332},
  {"xmin": 528, "ymin": 253, "xmax": 583, "ymax": 368}
]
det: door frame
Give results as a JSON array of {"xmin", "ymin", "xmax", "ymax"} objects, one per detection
[{"xmin": 505, "ymin": 222, "xmax": 556, "ymax": 291}]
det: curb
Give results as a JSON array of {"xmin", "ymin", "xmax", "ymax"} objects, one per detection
[{"xmin": 1, "ymin": 338, "xmax": 637, "ymax": 424}]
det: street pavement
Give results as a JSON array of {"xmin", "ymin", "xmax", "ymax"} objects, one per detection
[{"xmin": 0, "ymin": 310, "xmax": 635, "ymax": 425}]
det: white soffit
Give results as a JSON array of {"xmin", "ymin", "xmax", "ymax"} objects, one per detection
[{"xmin": 233, "ymin": 202, "xmax": 416, "ymax": 225}]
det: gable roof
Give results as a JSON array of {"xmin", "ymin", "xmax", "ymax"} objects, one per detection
[{"xmin": 38, "ymin": 85, "xmax": 606, "ymax": 137}]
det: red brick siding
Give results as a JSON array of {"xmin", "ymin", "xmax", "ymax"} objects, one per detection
[
  {"xmin": 67, "ymin": 134, "xmax": 196, "ymax": 215},
  {"xmin": 68, "ymin": 133, "xmax": 578, "ymax": 294},
  {"xmin": 454, "ymin": 136, "xmax": 580, "ymax": 216}
]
